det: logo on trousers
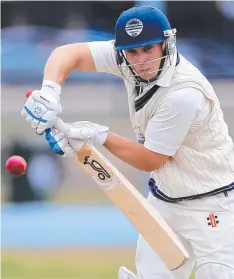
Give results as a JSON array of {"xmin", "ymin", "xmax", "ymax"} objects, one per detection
[{"xmin": 207, "ymin": 214, "xmax": 219, "ymax": 227}]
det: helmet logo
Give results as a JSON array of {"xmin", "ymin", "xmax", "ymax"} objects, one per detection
[{"xmin": 125, "ymin": 18, "xmax": 143, "ymax": 37}]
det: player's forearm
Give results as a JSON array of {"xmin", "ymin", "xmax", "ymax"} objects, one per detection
[
  {"xmin": 103, "ymin": 132, "xmax": 166, "ymax": 172},
  {"xmin": 43, "ymin": 43, "xmax": 95, "ymax": 85},
  {"xmin": 44, "ymin": 45, "xmax": 79, "ymax": 85}
]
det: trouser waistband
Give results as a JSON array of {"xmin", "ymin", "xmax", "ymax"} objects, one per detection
[{"xmin": 148, "ymin": 178, "xmax": 234, "ymax": 203}]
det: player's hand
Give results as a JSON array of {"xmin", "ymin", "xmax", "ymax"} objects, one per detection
[
  {"xmin": 67, "ymin": 121, "xmax": 109, "ymax": 146},
  {"xmin": 21, "ymin": 80, "xmax": 62, "ymax": 135},
  {"xmin": 45, "ymin": 127, "xmax": 84, "ymax": 157}
]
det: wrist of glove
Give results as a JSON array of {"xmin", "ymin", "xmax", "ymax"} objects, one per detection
[{"xmin": 21, "ymin": 80, "xmax": 62, "ymax": 134}]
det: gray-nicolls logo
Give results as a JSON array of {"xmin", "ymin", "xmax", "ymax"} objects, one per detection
[
  {"xmin": 40, "ymin": 96, "xmax": 50, "ymax": 103},
  {"xmin": 207, "ymin": 213, "xmax": 219, "ymax": 227}
]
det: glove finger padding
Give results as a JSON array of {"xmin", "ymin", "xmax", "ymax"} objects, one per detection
[
  {"xmin": 31, "ymin": 119, "xmax": 40, "ymax": 129},
  {"xmin": 45, "ymin": 128, "xmax": 65, "ymax": 155},
  {"xmin": 45, "ymin": 127, "xmax": 83, "ymax": 157},
  {"xmin": 22, "ymin": 93, "xmax": 37, "ymax": 113},
  {"xmin": 36, "ymin": 110, "xmax": 58, "ymax": 133},
  {"xmin": 51, "ymin": 138, "xmax": 75, "ymax": 157},
  {"xmin": 25, "ymin": 114, "xmax": 34, "ymax": 123}
]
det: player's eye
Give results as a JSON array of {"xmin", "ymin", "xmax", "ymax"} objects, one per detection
[
  {"xmin": 126, "ymin": 49, "xmax": 137, "ymax": 55},
  {"xmin": 143, "ymin": 45, "xmax": 153, "ymax": 52}
]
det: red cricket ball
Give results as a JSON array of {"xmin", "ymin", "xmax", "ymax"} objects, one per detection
[{"xmin": 5, "ymin": 155, "xmax": 27, "ymax": 176}]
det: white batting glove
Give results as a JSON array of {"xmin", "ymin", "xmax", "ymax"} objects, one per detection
[
  {"xmin": 67, "ymin": 121, "xmax": 109, "ymax": 146},
  {"xmin": 45, "ymin": 127, "xmax": 84, "ymax": 157},
  {"xmin": 21, "ymin": 80, "xmax": 62, "ymax": 134}
]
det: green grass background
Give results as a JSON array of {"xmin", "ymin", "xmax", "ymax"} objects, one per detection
[{"xmin": 2, "ymin": 248, "xmax": 195, "ymax": 279}]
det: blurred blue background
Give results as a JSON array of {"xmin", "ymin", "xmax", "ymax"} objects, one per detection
[
  {"xmin": 1, "ymin": 1, "xmax": 234, "ymax": 251},
  {"xmin": 2, "ymin": 0, "xmax": 234, "ymax": 84}
]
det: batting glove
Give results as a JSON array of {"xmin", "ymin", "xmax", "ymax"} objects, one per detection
[
  {"xmin": 67, "ymin": 121, "xmax": 109, "ymax": 146},
  {"xmin": 45, "ymin": 127, "xmax": 84, "ymax": 157},
  {"xmin": 21, "ymin": 80, "xmax": 62, "ymax": 135}
]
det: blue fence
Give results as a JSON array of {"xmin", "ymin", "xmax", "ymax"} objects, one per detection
[
  {"xmin": 2, "ymin": 202, "xmax": 138, "ymax": 248},
  {"xmin": 2, "ymin": 26, "xmax": 119, "ymax": 84},
  {"xmin": 2, "ymin": 26, "xmax": 234, "ymax": 84}
]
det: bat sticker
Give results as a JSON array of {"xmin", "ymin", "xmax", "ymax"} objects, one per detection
[
  {"xmin": 84, "ymin": 156, "xmax": 111, "ymax": 180},
  {"xmin": 83, "ymin": 155, "xmax": 120, "ymax": 190}
]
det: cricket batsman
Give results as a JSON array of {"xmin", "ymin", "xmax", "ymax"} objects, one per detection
[{"xmin": 21, "ymin": 6, "xmax": 234, "ymax": 279}]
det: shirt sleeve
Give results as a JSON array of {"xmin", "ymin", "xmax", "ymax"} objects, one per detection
[
  {"xmin": 144, "ymin": 87, "xmax": 210, "ymax": 156},
  {"xmin": 87, "ymin": 40, "xmax": 123, "ymax": 78}
]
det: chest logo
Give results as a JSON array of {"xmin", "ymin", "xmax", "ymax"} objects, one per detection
[{"xmin": 134, "ymin": 126, "xmax": 145, "ymax": 144}]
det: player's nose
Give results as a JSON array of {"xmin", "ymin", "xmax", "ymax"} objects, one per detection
[{"xmin": 136, "ymin": 53, "xmax": 149, "ymax": 64}]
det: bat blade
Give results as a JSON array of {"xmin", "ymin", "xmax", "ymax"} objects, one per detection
[{"xmin": 76, "ymin": 145, "xmax": 189, "ymax": 270}]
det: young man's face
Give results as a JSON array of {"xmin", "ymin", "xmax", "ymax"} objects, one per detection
[{"xmin": 125, "ymin": 43, "xmax": 164, "ymax": 80}]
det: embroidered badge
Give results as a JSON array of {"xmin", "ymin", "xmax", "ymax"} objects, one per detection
[{"xmin": 125, "ymin": 18, "xmax": 143, "ymax": 37}]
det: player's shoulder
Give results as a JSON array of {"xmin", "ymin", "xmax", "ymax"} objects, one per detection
[
  {"xmin": 175, "ymin": 54, "xmax": 206, "ymax": 80},
  {"xmin": 87, "ymin": 39, "xmax": 115, "ymax": 51},
  {"xmin": 171, "ymin": 53, "xmax": 214, "ymax": 93},
  {"xmin": 163, "ymin": 88, "xmax": 208, "ymax": 120},
  {"xmin": 87, "ymin": 39, "xmax": 118, "ymax": 62},
  {"xmin": 167, "ymin": 86, "xmax": 205, "ymax": 103},
  {"xmin": 167, "ymin": 54, "xmax": 207, "ymax": 101},
  {"xmin": 86, "ymin": 39, "xmax": 122, "ymax": 77}
]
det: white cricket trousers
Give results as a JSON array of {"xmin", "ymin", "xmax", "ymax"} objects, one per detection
[{"xmin": 135, "ymin": 191, "xmax": 234, "ymax": 279}]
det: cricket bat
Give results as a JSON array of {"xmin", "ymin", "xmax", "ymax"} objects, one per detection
[
  {"xmin": 54, "ymin": 117, "xmax": 190, "ymax": 270},
  {"xmin": 24, "ymin": 91, "xmax": 189, "ymax": 270}
]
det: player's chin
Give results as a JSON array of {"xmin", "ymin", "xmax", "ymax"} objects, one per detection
[{"xmin": 137, "ymin": 73, "xmax": 157, "ymax": 81}]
